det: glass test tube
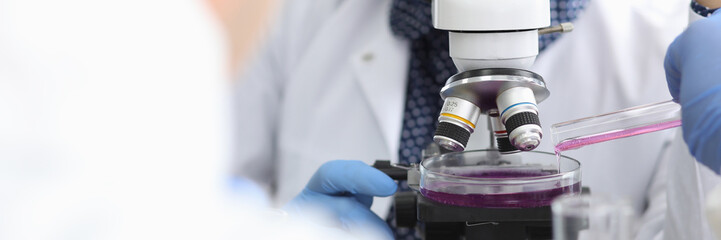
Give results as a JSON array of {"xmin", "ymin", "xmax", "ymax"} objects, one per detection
[{"xmin": 550, "ymin": 100, "xmax": 681, "ymax": 152}]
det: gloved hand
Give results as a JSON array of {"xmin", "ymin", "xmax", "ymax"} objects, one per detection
[
  {"xmin": 284, "ymin": 160, "xmax": 397, "ymax": 238},
  {"xmin": 665, "ymin": 11, "xmax": 721, "ymax": 174}
]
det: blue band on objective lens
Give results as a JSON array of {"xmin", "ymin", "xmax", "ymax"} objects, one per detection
[{"xmin": 501, "ymin": 102, "xmax": 537, "ymax": 118}]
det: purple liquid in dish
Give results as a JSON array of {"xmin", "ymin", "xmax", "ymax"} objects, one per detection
[
  {"xmin": 421, "ymin": 170, "xmax": 580, "ymax": 208},
  {"xmin": 458, "ymin": 169, "xmax": 557, "ymax": 178}
]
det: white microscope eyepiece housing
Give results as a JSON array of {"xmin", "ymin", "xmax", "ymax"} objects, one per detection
[{"xmin": 431, "ymin": 0, "xmax": 557, "ymax": 152}]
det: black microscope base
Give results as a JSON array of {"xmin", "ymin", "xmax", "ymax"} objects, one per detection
[
  {"xmin": 374, "ymin": 160, "xmax": 590, "ymax": 240},
  {"xmin": 415, "ymin": 194, "xmax": 553, "ymax": 240}
]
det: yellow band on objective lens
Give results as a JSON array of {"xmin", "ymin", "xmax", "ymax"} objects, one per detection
[{"xmin": 440, "ymin": 113, "xmax": 476, "ymax": 129}]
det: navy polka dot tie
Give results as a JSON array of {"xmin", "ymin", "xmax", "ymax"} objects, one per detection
[{"xmin": 388, "ymin": 0, "xmax": 589, "ymax": 239}]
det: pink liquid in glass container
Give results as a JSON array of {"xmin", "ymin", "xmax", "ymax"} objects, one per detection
[
  {"xmin": 419, "ymin": 150, "xmax": 581, "ymax": 208},
  {"xmin": 554, "ymin": 120, "xmax": 681, "ymax": 153},
  {"xmin": 421, "ymin": 170, "xmax": 581, "ymax": 208}
]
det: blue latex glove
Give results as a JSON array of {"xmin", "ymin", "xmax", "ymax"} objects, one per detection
[
  {"xmin": 665, "ymin": 11, "xmax": 721, "ymax": 173},
  {"xmin": 284, "ymin": 160, "xmax": 397, "ymax": 238}
]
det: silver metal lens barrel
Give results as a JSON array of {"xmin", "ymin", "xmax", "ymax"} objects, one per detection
[
  {"xmin": 433, "ymin": 97, "xmax": 481, "ymax": 151},
  {"xmin": 508, "ymin": 123, "xmax": 542, "ymax": 151},
  {"xmin": 496, "ymin": 87, "xmax": 543, "ymax": 151}
]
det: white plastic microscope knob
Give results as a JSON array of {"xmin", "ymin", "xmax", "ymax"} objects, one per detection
[{"xmin": 448, "ymin": 31, "xmax": 539, "ymax": 71}]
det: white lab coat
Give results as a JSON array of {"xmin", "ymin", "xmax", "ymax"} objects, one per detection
[
  {"xmin": 0, "ymin": 0, "xmax": 396, "ymax": 238},
  {"xmin": 236, "ymin": 0, "xmax": 700, "ymax": 238},
  {"xmin": 0, "ymin": 0, "xmax": 237, "ymax": 238},
  {"xmin": 659, "ymin": 131, "xmax": 721, "ymax": 240}
]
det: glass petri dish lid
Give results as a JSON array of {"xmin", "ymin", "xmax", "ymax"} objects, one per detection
[{"xmin": 420, "ymin": 149, "xmax": 581, "ymax": 208}]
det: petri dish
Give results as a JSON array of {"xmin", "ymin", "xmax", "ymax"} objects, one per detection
[{"xmin": 419, "ymin": 149, "xmax": 581, "ymax": 208}]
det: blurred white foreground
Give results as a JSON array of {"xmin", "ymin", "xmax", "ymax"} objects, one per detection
[{"xmin": 0, "ymin": 0, "xmax": 382, "ymax": 239}]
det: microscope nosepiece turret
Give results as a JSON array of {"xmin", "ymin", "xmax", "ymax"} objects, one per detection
[
  {"xmin": 428, "ymin": 0, "xmax": 570, "ymax": 153},
  {"xmin": 432, "ymin": 69, "xmax": 549, "ymax": 152}
]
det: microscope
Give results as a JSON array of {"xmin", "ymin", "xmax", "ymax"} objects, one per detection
[
  {"xmin": 430, "ymin": 0, "xmax": 571, "ymax": 154},
  {"xmin": 374, "ymin": 1, "xmax": 581, "ymax": 239}
]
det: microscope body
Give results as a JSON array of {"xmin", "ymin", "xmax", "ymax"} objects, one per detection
[
  {"xmin": 431, "ymin": 0, "xmax": 562, "ymax": 153},
  {"xmin": 433, "ymin": 0, "xmax": 549, "ymax": 71},
  {"xmin": 380, "ymin": 4, "xmax": 579, "ymax": 239}
]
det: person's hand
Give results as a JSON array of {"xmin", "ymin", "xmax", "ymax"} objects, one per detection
[
  {"xmin": 284, "ymin": 160, "xmax": 397, "ymax": 238},
  {"xmin": 665, "ymin": 11, "xmax": 721, "ymax": 173}
]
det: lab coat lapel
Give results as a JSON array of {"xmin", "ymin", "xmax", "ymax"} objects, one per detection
[{"xmin": 351, "ymin": 0, "xmax": 410, "ymax": 163}]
